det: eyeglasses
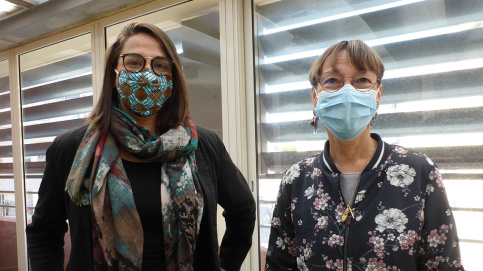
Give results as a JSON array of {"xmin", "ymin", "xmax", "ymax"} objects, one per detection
[
  {"xmin": 316, "ymin": 71, "xmax": 380, "ymax": 92},
  {"xmin": 120, "ymin": 53, "xmax": 174, "ymax": 75}
]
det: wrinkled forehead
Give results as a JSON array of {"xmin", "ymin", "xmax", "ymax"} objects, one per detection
[{"xmin": 321, "ymin": 50, "xmax": 369, "ymax": 74}]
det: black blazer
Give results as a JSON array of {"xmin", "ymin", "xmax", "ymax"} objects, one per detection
[{"xmin": 26, "ymin": 125, "xmax": 256, "ymax": 271}]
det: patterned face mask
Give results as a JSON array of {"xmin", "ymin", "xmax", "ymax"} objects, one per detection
[{"xmin": 115, "ymin": 68, "xmax": 173, "ymax": 117}]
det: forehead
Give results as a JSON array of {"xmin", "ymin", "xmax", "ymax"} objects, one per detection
[
  {"xmin": 321, "ymin": 50, "xmax": 360, "ymax": 73},
  {"xmin": 121, "ymin": 32, "xmax": 166, "ymax": 56}
]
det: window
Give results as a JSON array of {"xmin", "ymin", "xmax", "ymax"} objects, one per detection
[
  {"xmin": 20, "ymin": 33, "xmax": 93, "ymax": 267},
  {"xmin": 0, "ymin": 58, "xmax": 18, "ymax": 269},
  {"xmin": 0, "ymin": 58, "xmax": 12, "ymax": 217},
  {"xmin": 254, "ymin": 0, "xmax": 483, "ymax": 270}
]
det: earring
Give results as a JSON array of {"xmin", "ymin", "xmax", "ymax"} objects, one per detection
[
  {"xmin": 371, "ymin": 103, "xmax": 379, "ymax": 127},
  {"xmin": 370, "ymin": 113, "xmax": 377, "ymax": 127},
  {"xmin": 310, "ymin": 110, "xmax": 319, "ymax": 134}
]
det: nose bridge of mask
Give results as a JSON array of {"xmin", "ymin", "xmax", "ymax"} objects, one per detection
[
  {"xmin": 119, "ymin": 68, "xmax": 159, "ymax": 83},
  {"xmin": 317, "ymin": 84, "xmax": 377, "ymax": 108},
  {"xmin": 317, "ymin": 84, "xmax": 374, "ymax": 97}
]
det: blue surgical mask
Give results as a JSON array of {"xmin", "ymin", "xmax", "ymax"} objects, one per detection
[
  {"xmin": 115, "ymin": 69, "xmax": 173, "ymax": 117},
  {"xmin": 314, "ymin": 84, "xmax": 377, "ymax": 141}
]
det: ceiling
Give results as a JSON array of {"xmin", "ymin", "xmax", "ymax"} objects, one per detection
[
  {"xmin": 0, "ymin": 0, "xmax": 51, "ymax": 21},
  {"xmin": 0, "ymin": 0, "xmax": 159, "ymax": 53}
]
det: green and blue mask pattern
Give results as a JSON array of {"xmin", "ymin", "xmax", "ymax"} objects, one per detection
[{"xmin": 116, "ymin": 68, "xmax": 173, "ymax": 116}]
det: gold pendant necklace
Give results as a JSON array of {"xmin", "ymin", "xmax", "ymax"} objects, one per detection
[
  {"xmin": 341, "ymin": 141, "xmax": 375, "ymax": 223},
  {"xmin": 341, "ymin": 205, "xmax": 355, "ymax": 222}
]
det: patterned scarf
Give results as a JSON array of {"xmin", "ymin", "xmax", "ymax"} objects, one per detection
[{"xmin": 65, "ymin": 107, "xmax": 204, "ymax": 270}]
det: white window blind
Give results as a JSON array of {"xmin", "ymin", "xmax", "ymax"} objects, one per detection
[
  {"xmin": 0, "ymin": 58, "xmax": 14, "ymax": 218},
  {"xmin": 19, "ymin": 33, "xmax": 93, "ymax": 219},
  {"xmin": 0, "ymin": 57, "xmax": 20, "ymax": 269},
  {"xmin": 254, "ymin": 0, "xmax": 483, "ymax": 270}
]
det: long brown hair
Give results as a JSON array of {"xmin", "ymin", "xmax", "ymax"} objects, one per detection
[
  {"xmin": 88, "ymin": 22, "xmax": 190, "ymax": 134},
  {"xmin": 308, "ymin": 40, "xmax": 385, "ymax": 88}
]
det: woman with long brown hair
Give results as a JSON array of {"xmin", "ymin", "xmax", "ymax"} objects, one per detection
[{"xmin": 26, "ymin": 22, "xmax": 256, "ymax": 271}]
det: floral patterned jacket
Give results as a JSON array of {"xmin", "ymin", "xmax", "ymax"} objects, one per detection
[{"xmin": 265, "ymin": 134, "xmax": 464, "ymax": 271}]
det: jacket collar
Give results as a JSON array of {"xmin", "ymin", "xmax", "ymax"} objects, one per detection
[{"xmin": 321, "ymin": 133, "xmax": 386, "ymax": 174}]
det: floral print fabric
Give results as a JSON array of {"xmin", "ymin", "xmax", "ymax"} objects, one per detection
[{"xmin": 265, "ymin": 134, "xmax": 464, "ymax": 271}]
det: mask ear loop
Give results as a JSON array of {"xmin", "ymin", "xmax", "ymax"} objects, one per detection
[{"xmin": 310, "ymin": 109, "xmax": 319, "ymax": 134}]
